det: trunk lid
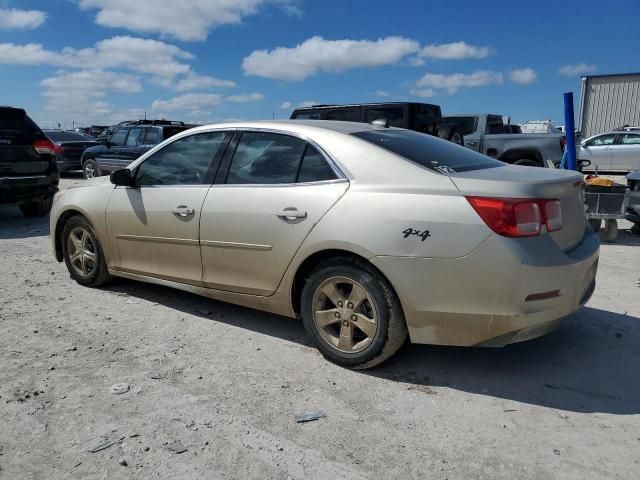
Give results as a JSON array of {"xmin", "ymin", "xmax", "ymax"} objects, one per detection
[
  {"xmin": 0, "ymin": 130, "xmax": 52, "ymax": 175},
  {"xmin": 450, "ymin": 165, "xmax": 586, "ymax": 251}
]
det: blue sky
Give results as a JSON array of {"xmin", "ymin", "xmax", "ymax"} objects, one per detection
[{"xmin": 1, "ymin": 0, "xmax": 638, "ymax": 128}]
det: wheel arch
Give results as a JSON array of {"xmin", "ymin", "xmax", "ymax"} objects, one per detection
[
  {"xmin": 290, "ymin": 248, "xmax": 404, "ymax": 320},
  {"xmin": 54, "ymin": 209, "xmax": 92, "ymax": 261},
  {"xmin": 498, "ymin": 148, "xmax": 544, "ymax": 166}
]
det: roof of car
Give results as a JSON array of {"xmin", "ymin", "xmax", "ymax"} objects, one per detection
[{"xmin": 189, "ymin": 120, "xmax": 381, "ymax": 135}]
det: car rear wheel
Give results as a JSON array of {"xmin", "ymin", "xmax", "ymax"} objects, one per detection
[
  {"xmin": 62, "ymin": 215, "xmax": 112, "ymax": 287},
  {"xmin": 19, "ymin": 197, "xmax": 53, "ymax": 217},
  {"xmin": 300, "ymin": 259, "xmax": 407, "ymax": 369},
  {"xmin": 83, "ymin": 159, "xmax": 101, "ymax": 179}
]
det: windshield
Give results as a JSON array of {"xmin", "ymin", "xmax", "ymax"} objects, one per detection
[{"xmin": 352, "ymin": 129, "xmax": 503, "ymax": 173}]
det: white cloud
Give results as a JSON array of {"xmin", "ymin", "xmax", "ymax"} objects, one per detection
[
  {"xmin": 242, "ymin": 36, "xmax": 420, "ymax": 81},
  {"xmin": 40, "ymin": 70, "xmax": 142, "ymax": 119},
  {"xmin": 151, "ymin": 93, "xmax": 224, "ymax": 111},
  {"xmin": 419, "ymin": 41, "xmax": 490, "ymax": 60},
  {"xmin": 375, "ymin": 90, "xmax": 391, "ymax": 97},
  {"xmin": 78, "ymin": 0, "xmax": 299, "ymax": 41},
  {"xmin": 415, "ymin": 70, "xmax": 503, "ymax": 94},
  {"xmin": 0, "ymin": 43, "xmax": 56, "ymax": 64},
  {"xmin": 279, "ymin": 101, "xmax": 292, "ymax": 110},
  {"xmin": 171, "ymin": 72, "xmax": 236, "ymax": 91},
  {"xmin": 410, "ymin": 88, "xmax": 437, "ymax": 98},
  {"xmin": 509, "ymin": 67, "xmax": 537, "ymax": 84},
  {"xmin": 0, "ymin": 8, "xmax": 46, "ymax": 30},
  {"xmin": 408, "ymin": 56, "xmax": 425, "ymax": 66},
  {"xmin": 297, "ymin": 100, "xmax": 319, "ymax": 108},
  {"xmin": 559, "ymin": 63, "xmax": 597, "ymax": 77},
  {"xmin": 226, "ymin": 92, "xmax": 264, "ymax": 103}
]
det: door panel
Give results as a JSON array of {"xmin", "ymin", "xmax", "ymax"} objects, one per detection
[
  {"xmin": 200, "ymin": 182, "xmax": 348, "ymax": 295},
  {"xmin": 615, "ymin": 135, "xmax": 640, "ymax": 171},
  {"xmin": 106, "ymin": 186, "xmax": 210, "ymax": 284}
]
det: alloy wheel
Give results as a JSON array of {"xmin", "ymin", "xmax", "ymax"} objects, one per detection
[
  {"xmin": 66, "ymin": 227, "xmax": 97, "ymax": 278},
  {"xmin": 84, "ymin": 163, "xmax": 96, "ymax": 178},
  {"xmin": 312, "ymin": 276, "xmax": 378, "ymax": 353}
]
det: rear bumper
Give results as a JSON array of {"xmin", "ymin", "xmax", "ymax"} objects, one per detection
[
  {"xmin": 56, "ymin": 155, "xmax": 82, "ymax": 171},
  {"xmin": 372, "ymin": 228, "xmax": 600, "ymax": 347},
  {"xmin": 0, "ymin": 172, "xmax": 59, "ymax": 204}
]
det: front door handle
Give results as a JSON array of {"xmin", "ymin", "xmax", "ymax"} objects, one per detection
[
  {"xmin": 173, "ymin": 205, "xmax": 195, "ymax": 217},
  {"xmin": 467, "ymin": 141, "xmax": 478, "ymax": 146},
  {"xmin": 277, "ymin": 207, "xmax": 307, "ymax": 220}
]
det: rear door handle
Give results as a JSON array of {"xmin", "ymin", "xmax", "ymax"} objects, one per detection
[
  {"xmin": 173, "ymin": 205, "xmax": 195, "ymax": 217},
  {"xmin": 277, "ymin": 207, "xmax": 307, "ymax": 220}
]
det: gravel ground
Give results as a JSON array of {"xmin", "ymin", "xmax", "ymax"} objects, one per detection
[{"xmin": 1, "ymin": 175, "xmax": 639, "ymax": 480}]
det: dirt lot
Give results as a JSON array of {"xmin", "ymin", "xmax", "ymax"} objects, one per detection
[{"xmin": 1, "ymin": 176, "xmax": 639, "ymax": 480}]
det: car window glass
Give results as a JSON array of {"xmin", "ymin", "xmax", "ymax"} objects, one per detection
[
  {"xmin": 586, "ymin": 134, "xmax": 615, "ymax": 146},
  {"xmin": 486, "ymin": 116, "xmax": 505, "ymax": 134},
  {"xmin": 442, "ymin": 116, "xmax": 478, "ymax": 136},
  {"xmin": 326, "ymin": 108, "xmax": 360, "ymax": 122},
  {"xmin": 227, "ymin": 132, "xmax": 306, "ymax": 184},
  {"xmin": 110, "ymin": 128, "xmax": 128, "ymax": 146},
  {"xmin": 365, "ymin": 108, "xmax": 404, "ymax": 128},
  {"xmin": 292, "ymin": 111, "xmax": 321, "ymax": 120},
  {"xmin": 412, "ymin": 106, "xmax": 440, "ymax": 134},
  {"xmin": 143, "ymin": 128, "xmax": 159, "ymax": 145},
  {"xmin": 0, "ymin": 110, "xmax": 39, "ymax": 131},
  {"xmin": 298, "ymin": 145, "xmax": 338, "ymax": 183},
  {"xmin": 136, "ymin": 132, "xmax": 229, "ymax": 186},
  {"xmin": 621, "ymin": 134, "xmax": 640, "ymax": 145},
  {"xmin": 46, "ymin": 131, "xmax": 92, "ymax": 142},
  {"xmin": 353, "ymin": 129, "xmax": 503, "ymax": 173},
  {"xmin": 125, "ymin": 127, "xmax": 143, "ymax": 147}
]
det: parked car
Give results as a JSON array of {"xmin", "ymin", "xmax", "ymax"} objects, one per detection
[
  {"xmin": 290, "ymin": 102, "xmax": 464, "ymax": 145},
  {"xmin": 577, "ymin": 130, "xmax": 640, "ymax": 173},
  {"xmin": 44, "ymin": 130, "xmax": 99, "ymax": 172},
  {"xmin": 81, "ymin": 120, "xmax": 194, "ymax": 178},
  {"xmin": 0, "ymin": 106, "xmax": 58, "ymax": 216},
  {"xmin": 442, "ymin": 114, "xmax": 565, "ymax": 167},
  {"xmin": 626, "ymin": 171, "xmax": 640, "ymax": 233},
  {"xmin": 51, "ymin": 121, "xmax": 599, "ymax": 368},
  {"xmin": 519, "ymin": 120, "xmax": 562, "ymax": 134}
]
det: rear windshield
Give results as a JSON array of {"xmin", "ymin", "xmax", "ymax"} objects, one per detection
[
  {"xmin": 0, "ymin": 109, "xmax": 39, "ymax": 132},
  {"xmin": 46, "ymin": 131, "xmax": 92, "ymax": 141},
  {"xmin": 352, "ymin": 129, "xmax": 503, "ymax": 174}
]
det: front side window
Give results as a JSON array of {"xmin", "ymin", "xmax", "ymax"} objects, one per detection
[
  {"xmin": 365, "ymin": 107, "xmax": 405, "ymax": 128},
  {"xmin": 621, "ymin": 134, "xmax": 640, "ymax": 145},
  {"xmin": 227, "ymin": 132, "xmax": 306, "ymax": 184},
  {"xmin": 125, "ymin": 127, "xmax": 143, "ymax": 146},
  {"xmin": 110, "ymin": 127, "xmax": 128, "ymax": 146},
  {"xmin": 586, "ymin": 134, "xmax": 616, "ymax": 146},
  {"xmin": 136, "ymin": 132, "xmax": 229, "ymax": 186}
]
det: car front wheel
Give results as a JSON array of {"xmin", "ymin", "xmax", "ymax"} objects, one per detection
[
  {"xmin": 83, "ymin": 159, "xmax": 101, "ymax": 179},
  {"xmin": 300, "ymin": 259, "xmax": 407, "ymax": 369},
  {"xmin": 62, "ymin": 215, "xmax": 112, "ymax": 287}
]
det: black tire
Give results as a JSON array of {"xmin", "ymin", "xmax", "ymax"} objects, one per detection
[
  {"xmin": 437, "ymin": 124, "xmax": 464, "ymax": 145},
  {"xmin": 61, "ymin": 215, "xmax": 112, "ymax": 287},
  {"xmin": 300, "ymin": 258, "xmax": 407, "ymax": 369},
  {"xmin": 588, "ymin": 219, "xmax": 602, "ymax": 232},
  {"xmin": 19, "ymin": 197, "xmax": 53, "ymax": 217},
  {"xmin": 83, "ymin": 159, "xmax": 101, "ymax": 179},
  {"xmin": 513, "ymin": 158, "xmax": 541, "ymax": 167}
]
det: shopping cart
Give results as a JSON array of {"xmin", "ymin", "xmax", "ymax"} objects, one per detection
[{"xmin": 583, "ymin": 183, "xmax": 629, "ymax": 242}]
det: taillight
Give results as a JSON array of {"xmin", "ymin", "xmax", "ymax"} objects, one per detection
[
  {"xmin": 466, "ymin": 196, "xmax": 563, "ymax": 237},
  {"xmin": 560, "ymin": 136, "xmax": 567, "ymax": 150},
  {"xmin": 33, "ymin": 139, "xmax": 56, "ymax": 155}
]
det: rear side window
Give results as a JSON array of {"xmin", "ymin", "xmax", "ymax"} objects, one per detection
[
  {"xmin": 298, "ymin": 145, "xmax": 337, "ymax": 183},
  {"xmin": 621, "ymin": 134, "xmax": 640, "ymax": 145},
  {"xmin": 327, "ymin": 108, "xmax": 360, "ymax": 122},
  {"xmin": 125, "ymin": 127, "xmax": 143, "ymax": 146},
  {"xmin": 292, "ymin": 111, "xmax": 321, "ymax": 120},
  {"xmin": 0, "ymin": 109, "xmax": 39, "ymax": 132},
  {"xmin": 442, "ymin": 117, "xmax": 478, "ymax": 136},
  {"xmin": 352, "ymin": 129, "xmax": 503, "ymax": 173},
  {"xmin": 227, "ymin": 132, "xmax": 306, "ymax": 184},
  {"xmin": 143, "ymin": 128, "xmax": 159, "ymax": 145}
]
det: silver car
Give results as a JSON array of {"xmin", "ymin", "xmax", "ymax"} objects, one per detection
[
  {"xmin": 578, "ymin": 131, "xmax": 640, "ymax": 172},
  {"xmin": 50, "ymin": 121, "xmax": 599, "ymax": 368}
]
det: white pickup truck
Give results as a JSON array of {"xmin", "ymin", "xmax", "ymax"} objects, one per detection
[{"xmin": 443, "ymin": 114, "xmax": 565, "ymax": 167}]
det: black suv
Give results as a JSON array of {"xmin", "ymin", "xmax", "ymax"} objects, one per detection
[
  {"xmin": 81, "ymin": 120, "xmax": 195, "ymax": 178},
  {"xmin": 290, "ymin": 102, "xmax": 463, "ymax": 144},
  {"xmin": 0, "ymin": 107, "xmax": 58, "ymax": 217}
]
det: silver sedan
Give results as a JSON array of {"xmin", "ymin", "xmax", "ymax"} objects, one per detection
[
  {"xmin": 50, "ymin": 121, "xmax": 599, "ymax": 368},
  {"xmin": 578, "ymin": 130, "xmax": 640, "ymax": 172}
]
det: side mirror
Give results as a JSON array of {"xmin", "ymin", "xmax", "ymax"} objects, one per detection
[{"xmin": 110, "ymin": 168, "xmax": 133, "ymax": 186}]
